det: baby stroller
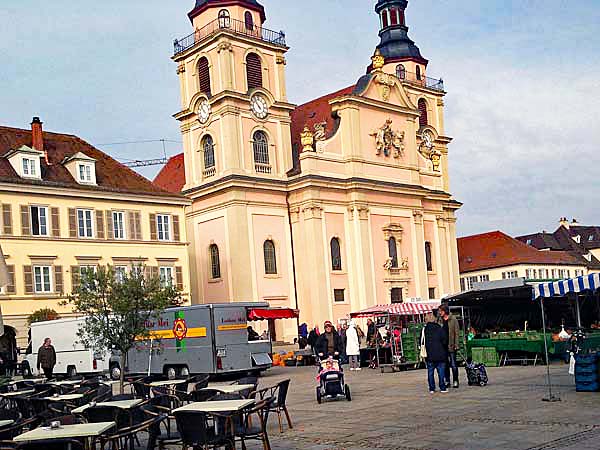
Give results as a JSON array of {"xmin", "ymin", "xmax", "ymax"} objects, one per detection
[
  {"xmin": 315, "ymin": 357, "xmax": 351, "ymax": 403},
  {"xmin": 465, "ymin": 358, "xmax": 488, "ymax": 386}
]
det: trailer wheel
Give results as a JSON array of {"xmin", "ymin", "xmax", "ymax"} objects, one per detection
[
  {"xmin": 179, "ymin": 367, "xmax": 190, "ymax": 378},
  {"xmin": 67, "ymin": 366, "xmax": 77, "ymax": 379},
  {"xmin": 22, "ymin": 362, "xmax": 32, "ymax": 378},
  {"xmin": 110, "ymin": 364, "xmax": 121, "ymax": 381}
]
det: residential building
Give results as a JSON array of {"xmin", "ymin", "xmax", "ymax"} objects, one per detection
[
  {"xmin": 155, "ymin": 0, "xmax": 461, "ymax": 341},
  {"xmin": 458, "ymin": 231, "xmax": 589, "ymax": 292},
  {"xmin": 0, "ymin": 118, "xmax": 191, "ymax": 346}
]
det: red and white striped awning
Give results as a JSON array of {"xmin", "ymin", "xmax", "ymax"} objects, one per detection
[{"xmin": 350, "ymin": 301, "xmax": 441, "ymax": 318}]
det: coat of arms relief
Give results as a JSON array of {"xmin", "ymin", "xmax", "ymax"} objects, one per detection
[{"xmin": 370, "ymin": 119, "xmax": 404, "ymax": 158}]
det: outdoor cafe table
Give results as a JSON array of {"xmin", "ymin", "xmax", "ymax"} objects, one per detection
[
  {"xmin": 71, "ymin": 398, "xmax": 144, "ymax": 414},
  {"xmin": 149, "ymin": 380, "xmax": 186, "ymax": 387},
  {"xmin": 0, "ymin": 389, "xmax": 35, "ymax": 397},
  {"xmin": 43, "ymin": 393, "xmax": 85, "ymax": 402},
  {"xmin": 0, "ymin": 420, "xmax": 14, "ymax": 428},
  {"xmin": 173, "ymin": 399, "xmax": 254, "ymax": 413},
  {"xmin": 14, "ymin": 421, "xmax": 115, "ymax": 448},
  {"xmin": 202, "ymin": 384, "xmax": 256, "ymax": 394}
]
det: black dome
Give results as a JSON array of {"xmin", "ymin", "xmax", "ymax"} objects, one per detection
[{"xmin": 188, "ymin": 0, "xmax": 266, "ymax": 22}]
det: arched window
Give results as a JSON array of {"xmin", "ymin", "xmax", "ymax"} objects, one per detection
[
  {"xmin": 209, "ymin": 244, "xmax": 221, "ymax": 279},
  {"xmin": 390, "ymin": 7, "xmax": 398, "ymax": 25},
  {"xmin": 396, "ymin": 64, "xmax": 406, "ymax": 80},
  {"xmin": 425, "ymin": 241, "xmax": 433, "ymax": 271},
  {"xmin": 202, "ymin": 135, "xmax": 215, "ymax": 170},
  {"xmin": 381, "ymin": 10, "xmax": 389, "ymax": 28},
  {"xmin": 218, "ymin": 9, "xmax": 230, "ymax": 28},
  {"xmin": 331, "ymin": 238, "xmax": 342, "ymax": 271},
  {"xmin": 198, "ymin": 57, "xmax": 211, "ymax": 97},
  {"xmin": 418, "ymin": 98, "xmax": 428, "ymax": 127},
  {"xmin": 253, "ymin": 130, "xmax": 270, "ymax": 168},
  {"xmin": 416, "ymin": 65, "xmax": 422, "ymax": 80},
  {"xmin": 246, "ymin": 53, "xmax": 263, "ymax": 91},
  {"xmin": 263, "ymin": 240, "xmax": 277, "ymax": 274},
  {"xmin": 244, "ymin": 11, "xmax": 254, "ymax": 30},
  {"xmin": 388, "ymin": 237, "xmax": 398, "ymax": 268}
]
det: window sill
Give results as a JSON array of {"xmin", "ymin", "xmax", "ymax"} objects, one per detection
[
  {"xmin": 264, "ymin": 274, "xmax": 281, "ymax": 279},
  {"xmin": 208, "ymin": 278, "xmax": 223, "ymax": 284},
  {"xmin": 331, "ymin": 271, "xmax": 347, "ymax": 275}
]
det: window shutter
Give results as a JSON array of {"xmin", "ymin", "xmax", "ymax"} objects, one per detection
[
  {"xmin": 71, "ymin": 265, "xmax": 80, "ymax": 292},
  {"xmin": 198, "ymin": 57, "xmax": 211, "ymax": 96},
  {"xmin": 68, "ymin": 208, "xmax": 77, "ymax": 238},
  {"xmin": 144, "ymin": 266, "xmax": 151, "ymax": 280},
  {"xmin": 150, "ymin": 214, "xmax": 157, "ymax": 241},
  {"xmin": 106, "ymin": 211, "xmax": 114, "ymax": 239},
  {"xmin": 128, "ymin": 211, "xmax": 136, "ymax": 240},
  {"xmin": 246, "ymin": 53, "xmax": 263, "ymax": 90},
  {"xmin": 151, "ymin": 266, "xmax": 159, "ymax": 280},
  {"xmin": 20, "ymin": 206, "xmax": 30, "ymax": 236},
  {"xmin": 134, "ymin": 212, "xmax": 142, "ymax": 240},
  {"xmin": 173, "ymin": 216, "xmax": 180, "ymax": 242},
  {"xmin": 54, "ymin": 266, "xmax": 63, "ymax": 294},
  {"xmin": 51, "ymin": 207, "xmax": 60, "ymax": 238},
  {"xmin": 6, "ymin": 265, "xmax": 15, "ymax": 294},
  {"xmin": 23, "ymin": 266, "xmax": 33, "ymax": 294},
  {"xmin": 418, "ymin": 99, "xmax": 428, "ymax": 127},
  {"xmin": 175, "ymin": 266, "xmax": 183, "ymax": 291},
  {"xmin": 96, "ymin": 210, "xmax": 105, "ymax": 239},
  {"xmin": 2, "ymin": 204, "xmax": 12, "ymax": 235}
]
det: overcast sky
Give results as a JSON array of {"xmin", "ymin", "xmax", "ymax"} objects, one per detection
[{"xmin": 2, "ymin": 0, "xmax": 599, "ymax": 237}]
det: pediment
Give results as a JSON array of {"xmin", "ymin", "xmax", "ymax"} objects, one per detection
[{"xmin": 356, "ymin": 71, "xmax": 417, "ymax": 110}]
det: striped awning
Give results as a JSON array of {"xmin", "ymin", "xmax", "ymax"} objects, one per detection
[
  {"xmin": 350, "ymin": 301, "xmax": 440, "ymax": 318},
  {"xmin": 532, "ymin": 273, "xmax": 600, "ymax": 300}
]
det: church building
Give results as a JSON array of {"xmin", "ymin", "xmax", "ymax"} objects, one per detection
[{"xmin": 155, "ymin": 0, "xmax": 461, "ymax": 341}]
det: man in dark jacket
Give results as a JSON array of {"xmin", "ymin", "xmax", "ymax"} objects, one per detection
[
  {"xmin": 37, "ymin": 337, "xmax": 56, "ymax": 379},
  {"xmin": 366, "ymin": 319, "xmax": 377, "ymax": 348},
  {"xmin": 307, "ymin": 326, "xmax": 319, "ymax": 354},
  {"xmin": 439, "ymin": 304, "xmax": 461, "ymax": 388},
  {"xmin": 316, "ymin": 321, "xmax": 344, "ymax": 359},
  {"xmin": 424, "ymin": 313, "xmax": 448, "ymax": 393}
]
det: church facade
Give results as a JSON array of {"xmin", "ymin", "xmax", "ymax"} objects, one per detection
[{"xmin": 155, "ymin": 0, "xmax": 461, "ymax": 341}]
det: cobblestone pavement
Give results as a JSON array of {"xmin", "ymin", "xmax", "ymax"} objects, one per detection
[{"xmin": 257, "ymin": 364, "xmax": 600, "ymax": 450}]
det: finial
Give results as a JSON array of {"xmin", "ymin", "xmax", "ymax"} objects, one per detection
[
  {"xmin": 300, "ymin": 126, "xmax": 315, "ymax": 152},
  {"xmin": 371, "ymin": 49, "xmax": 385, "ymax": 71}
]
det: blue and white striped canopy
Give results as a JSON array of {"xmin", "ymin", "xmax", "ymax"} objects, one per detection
[{"xmin": 532, "ymin": 273, "xmax": 600, "ymax": 300}]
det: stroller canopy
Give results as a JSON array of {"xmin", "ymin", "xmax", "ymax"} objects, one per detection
[{"xmin": 350, "ymin": 301, "xmax": 440, "ymax": 318}]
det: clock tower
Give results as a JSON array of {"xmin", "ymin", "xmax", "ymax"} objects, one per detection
[{"xmin": 172, "ymin": 0, "xmax": 298, "ymax": 318}]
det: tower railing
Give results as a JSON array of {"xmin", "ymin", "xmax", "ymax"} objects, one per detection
[
  {"xmin": 174, "ymin": 18, "xmax": 286, "ymax": 56},
  {"xmin": 398, "ymin": 71, "xmax": 445, "ymax": 92}
]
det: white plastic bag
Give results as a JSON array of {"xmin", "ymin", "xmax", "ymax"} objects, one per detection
[{"xmin": 568, "ymin": 352, "xmax": 575, "ymax": 376}]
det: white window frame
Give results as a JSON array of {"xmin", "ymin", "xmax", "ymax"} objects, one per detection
[
  {"xmin": 159, "ymin": 266, "xmax": 174, "ymax": 288},
  {"xmin": 22, "ymin": 157, "xmax": 37, "ymax": 177},
  {"xmin": 77, "ymin": 209, "xmax": 94, "ymax": 238},
  {"xmin": 30, "ymin": 205, "xmax": 48, "ymax": 236},
  {"xmin": 112, "ymin": 211, "xmax": 126, "ymax": 239},
  {"xmin": 78, "ymin": 163, "xmax": 93, "ymax": 183},
  {"xmin": 156, "ymin": 214, "xmax": 171, "ymax": 241},
  {"xmin": 33, "ymin": 266, "xmax": 52, "ymax": 293},
  {"xmin": 114, "ymin": 266, "xmax": 127, "ymax": 283}
]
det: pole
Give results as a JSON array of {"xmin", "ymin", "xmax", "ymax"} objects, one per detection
[
  {"xmin": 575, "ymin": 294, "xmax": 582, "ymax": 328},
  {"xmin": 540, "ymin": 297, "xmax": 560, "ymax": 402},
  {"xmin": 147, "ymin": 338, "xmax": 153, "ymax": 376}
]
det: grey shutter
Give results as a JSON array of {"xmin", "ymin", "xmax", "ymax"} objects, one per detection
[
  {"xmin": 71, "ymin": 265, "xmax": 80, "ymax": 292},
  {"xmin": 96, "ymin": 210, "xmax": 105, "ymax": 239},
  {"xmin": 106, "ymin": 211, "xmax": 114, "ymax": 239},
  {"xmin": 51, "ymin": 207, "xmax": 60, "ymax": 237},
  {"xmin": 128, "ymin": 211, "xmax": 136, "ymax": 240},
  {"xmin": 175, "ymin": 266, "xmax": 183, "ymax": 291},
  {"xmin": 20, "ymin": 206, "xmax": 30, "ymax": 236},
  {"xmin": 149, "ymin": 214, "xmax": 157, "ymax": 241},
  {"xmin": 172, "ymin": 215, "xmax": 180, "ymax": 242},
  {"xmin": 23, "ymin": 266, "xmax": 33, "ymax": 294},
  {"xmin": 6, "ymin": 265, "xmax": 15, "ymax": 294},
  {"xmin": 54, "ymin": 266, "xmax": 63, "ymax": 294},
  {"xmin": 68, "ymin": 208, "xmax": 77, "ymax": 238},
  {"xmin": 134, "ymin": 212, "xmax": 142, "ymax": 240},
  {"xmin": 2, "ymin": 204, "xmax": 12, "ymax": 235}
]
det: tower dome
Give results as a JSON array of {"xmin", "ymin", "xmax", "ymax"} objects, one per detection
[
  {"xmin": 374, "ymin": 0, "xmax": 427, "ymax": 66},
  {"xmin": 188, "ymin": 0, "xmax": 266, "ymax": 23}
]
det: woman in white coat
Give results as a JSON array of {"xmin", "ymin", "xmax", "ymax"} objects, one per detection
[{"xmin": 346, "ymin": 321, "xmax": 361, "ymax": 371}]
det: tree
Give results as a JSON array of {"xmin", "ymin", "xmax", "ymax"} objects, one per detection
[
  {"xmin": 27, "ymin": 308, "xmax": 60, "ymax": 325},
  {"xmin": 66, "ymin": 266, "xmax": 181, "ymax": 393}
]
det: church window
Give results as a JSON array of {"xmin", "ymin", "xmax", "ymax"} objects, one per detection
[
  {"xmin": 263, "ymin": 240, "xmax": 277, "ymax": 274},
  {"xmin": 245, "ymin": 11, "xmax": 254, "ymax": 31},
  {"xmin": 331, "ymin": 238, "xmax": 342, "ymax": 271},
  {"xmin": 198, "ymin": 57, "xmax": 211, "ymax": 97},
  {"xmin": 396, "ymin": 64, "xmax": 406, "ymax": 80},
  {"xmin": 416, "ymin": 65, "xmax": 422, "ymax": 80},
  {"xmin": 209, "ymin": 244, "xmax": 221, "ymax": 279},
  {"xmin": 218, "ymin": 9, "xmax": 230, "ymax": 28},
  {"xmin": 388, "ymin": 237, "xmax": 398, "ymax": 268},
  {"xmin": 252, "ymin": 131, "xmax": 270, "ymax": 172},
  {"xmin": 202, "ymin": 135, "xmax": 215, "ymax": 171},
  {"xmin": 425, "ymin": 241, "xmax": 433, "ymax": 271},
  {"xmin": 390, "ymin": 7, "xmax": 398, "ymax": 25},
  {"xmin": 418, "ymin": 98, "xmax": 428, "ymax": 127},
  {"xmin": 246, "ymin": 53, "xmax": 263, "ymax": 91}
]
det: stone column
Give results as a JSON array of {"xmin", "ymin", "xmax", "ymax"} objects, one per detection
[
  {"xmin": 411, "ymin": 210, "xmax": 427, "ymax": 299},
  {"xmin": 348, "ymin": 204, "xmax": 374, "ymax": 309}
]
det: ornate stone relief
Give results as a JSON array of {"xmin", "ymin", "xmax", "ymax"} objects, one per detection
[
  {"xmin": 313, "ymin": 122, "xmax": 326, "ymax": 141},
  {"xmin": 176, "ymin": 63, "xmax": 186, "ymax": 75},
  {"xmin": 370, "ymin": 119, "xmax": 404, "ymax": 158},
  {"xmin": 370, "ymin": 49, "xmax": 396, "ymax": 102},
  {"xmin": 418, "ymin": 130, "xmax": 442, "ymax": 172},
  {"xmin": 300, "ymin": 127, "xmax": 314, "ymax": 152},
  {"xmin": 301, "ymin": 203, "xmax": 323, "ymax": 220},
  {"xmin": 384, "ymin": 257, "xmax": 409, "ymax": 271},
  {"xmin": 217, "ymin": 42, "xmax": 233, "ymax": 53},
  {"xmin": 276, "ymin": 55, "xmax": 287, "ymax": 65}
]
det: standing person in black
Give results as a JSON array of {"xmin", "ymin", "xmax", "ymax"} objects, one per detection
[
  {"xmin": 424, "ymin": 313, "xmax": 448, "ymax": 393},
  {"xmin": 307, "ymin": 326, "xmax": 320, "ymax": 355},
  {"xmin": 37, "ymin": 337, "xmax": 56, "ymax": 379},
  {"xmin": 316, "ymin": 321, "xmax": 344, "ymax": 359},
  {"xmin": 438, "ymin": 304, "xmax": 460, "ymax": 388}
]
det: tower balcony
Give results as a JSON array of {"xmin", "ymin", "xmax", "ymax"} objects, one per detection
[
  {"xmin": 399, "ymin": 71, "xmax": 445, "ymax": 93},
  {"xmin": 174, "ymin": 18, "xmax": 286, "ymax": 57}
]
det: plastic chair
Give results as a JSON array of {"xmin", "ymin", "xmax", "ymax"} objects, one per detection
[
  {"xmin": 141, "ymin": 404, "xmax": 180, "ymax": 450},
  {"xmin": 189, "ymin": 389, "xmax": 219, "ymax": 403},
  {"xmin": 100, "ymin": 415, "xmax": 165, "ymax": 450},
  {"xmin": 186, "ymin": 374, "xmax": 210, "ymax": 390},
  {"xmin": 0, "ymin": 418, "xmax": 39, "ymax": 441}
]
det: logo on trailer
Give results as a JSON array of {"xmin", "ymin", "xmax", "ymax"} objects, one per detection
[{"xmin": 173, "ymin": 318, "xmax": 188, "ymax": 341}]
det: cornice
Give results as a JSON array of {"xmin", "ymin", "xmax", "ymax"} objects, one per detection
[{"xmin": 330, "ymin": 95, "xmax": 419, "ymax": 118}]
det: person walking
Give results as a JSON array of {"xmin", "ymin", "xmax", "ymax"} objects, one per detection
[
  {"xmin": 308, "ymin": 326, "xmax": 320, "ymax": 355},
  {"xmin": 423, "ymin": 313, "xmax": 448, "ymax": 393},
  {"xmin": 439, "ymin": 304, "xmax": 460, "ymax": 388},
  {"xmin": 37, "ymin": 337, "xmax": 56, "ymax": 379},
  {"xmin": 366, "ymin": 319, "xmax": 376, "ymax": 347},
  {"xmin": 316, "ymin": 321, "xmax": 344, "ymax": 359},
  {"xmin": 346, "ymin": 321, "xmax": 361, "ymax": 371}
]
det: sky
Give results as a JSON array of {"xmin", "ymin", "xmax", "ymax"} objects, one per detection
[{"xmin": 2, "ymin": 0, "xmax": 599, "ymax": 237}]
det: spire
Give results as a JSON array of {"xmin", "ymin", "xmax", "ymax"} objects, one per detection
[{"xmin": 373, "ymin": 0, "xmax": 427, "ymax": 66}]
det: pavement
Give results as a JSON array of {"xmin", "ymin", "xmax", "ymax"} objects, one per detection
[{"xmin": 259, "ymin": 363, "xmax": 600, "ymax": 450}]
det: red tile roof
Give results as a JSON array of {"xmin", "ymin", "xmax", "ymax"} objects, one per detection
[
  {"xmin": 458, "ymin": 231, "xmax": 583, "ymax": 273},
  {"xmin": 0, "ymin": 125, "xmax": 181, "ymax": 197},
  {"xmin": 290, "ymin": 85, "xmax": 355, "ymax": 152},
  {"xmin": 153, "ymin": 153, "xmax": 186, "ymax": 193}
]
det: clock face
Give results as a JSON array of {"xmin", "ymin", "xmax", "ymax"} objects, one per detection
[
  {"xmin": 250, "ymin": 95, "xmax": 268, "ymax": 119},
  {"xmin": 198, "ymin": 99, "xmax": 211, "ymax": 124}
]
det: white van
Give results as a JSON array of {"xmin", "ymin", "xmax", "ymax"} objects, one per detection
[{"xmin": 22, "ymin": 317, "xmax": 110, "ymax": 378}]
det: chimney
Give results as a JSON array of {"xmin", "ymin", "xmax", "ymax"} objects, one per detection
[
  {"xmin": 31, "ymin": 117, "xmax": 50, "ymax": 165},
  {"xmin": 559, "ymin": 217, "xmax": 570, "ymax": 229}
]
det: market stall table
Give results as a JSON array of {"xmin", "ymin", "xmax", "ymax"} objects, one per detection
[{"xmin": 14, "ymin": 421, "xmax": 115, "ymax": 448}]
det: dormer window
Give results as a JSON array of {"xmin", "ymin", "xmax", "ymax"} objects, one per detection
[
  {"xmin": 62, "ymin": 152, "xmax": 97, "ymax": 185},
  {"xmin": 573, "ymin": 235, "xmax": 581, "ymax": 244},
  {"xmin": 5, "ymin": 145, "xmax": 43, "ymax": 180},
  {"xmin": 78, "ymin": 163, "xmax": 92, "ymax": 183}
]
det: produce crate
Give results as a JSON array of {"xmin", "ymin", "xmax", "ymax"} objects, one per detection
[
  {"xmin": 576, "ymin": 380, "xmax": 599, "ymax": 392},
  {"xmin": 471, "ymin": 347, "xmax": 499, "ymax": 367}
]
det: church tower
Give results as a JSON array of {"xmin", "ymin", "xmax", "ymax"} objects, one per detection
[{"xmin": 172, "ymin": 0, "xmax": 297, "ymax": 330}]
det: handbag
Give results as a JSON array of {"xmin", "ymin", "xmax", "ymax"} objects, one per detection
[{"xmin": 419, "ymin": 328, "xmax": 427, "ymax": 360}]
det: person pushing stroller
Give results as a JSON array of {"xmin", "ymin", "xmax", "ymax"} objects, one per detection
[
  {"xmin": 314, "ymin": 321, "xmax": 352, "ymax": 403},
  {"xmin": 316, "ymin": 320, "xmax": 344, "ymax": 360}
]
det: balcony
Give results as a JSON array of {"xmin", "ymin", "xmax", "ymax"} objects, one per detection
[
  {"xmin": 254, "ymin": 163, "xmax": 272, "ymax": 174},
  {"xmin": 399, "ymin": 71, "xmax": 445, "ymax": 92},
  {"xmin": 174, "ymin": 18, "xmax": 286, "ymax": 57},
  {"xmin": 203, "ymin": 167, "xmax": 216, "ymax": 178}
]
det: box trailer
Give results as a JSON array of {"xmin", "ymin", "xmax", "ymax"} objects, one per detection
[
  {"xmin": 22, "ymin": 317, "xmax": 110, "ymax": 378},
  {"xmin": 112, "ymin": 303, "xmax": 275, "ymax": 379}
]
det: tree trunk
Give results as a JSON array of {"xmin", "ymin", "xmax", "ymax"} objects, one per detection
[{"xmin": 120, "ymin": 352, "xmax": 126, "ymax": 395}]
